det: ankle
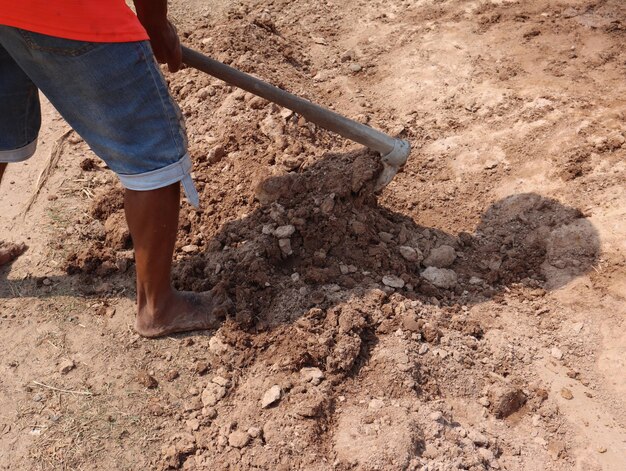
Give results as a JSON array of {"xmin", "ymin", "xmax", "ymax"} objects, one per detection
[{"xmin": 137, "ymin": 287, "xmax": 175, "ymax": 321}]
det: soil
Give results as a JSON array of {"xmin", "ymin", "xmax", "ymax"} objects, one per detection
[{"xmin": 1, "ymin": 0, "xmax": 625, "ymax": 470}]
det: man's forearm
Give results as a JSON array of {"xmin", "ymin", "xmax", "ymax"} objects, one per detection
[{"xmin": 133, "ymin": 0, "xmax": 169, "ymax": 28}]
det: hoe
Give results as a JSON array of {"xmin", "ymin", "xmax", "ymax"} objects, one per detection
[{"xmin": 182, "ymin": 46, "xmax": 411, "ymax": 191}]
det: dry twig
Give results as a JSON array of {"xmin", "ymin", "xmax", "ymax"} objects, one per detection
[
  {"xmin": 32, "ymin": 381, "xmax": 93, "ymax": 396},
  {"xmin": 23, "ymin": 129, "xmax": 73, "ymax": 215}
]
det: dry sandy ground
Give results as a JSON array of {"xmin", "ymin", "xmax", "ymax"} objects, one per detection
[{"xmin": 1, "ymin": 0, "xmax": 625, "ymax": 470}]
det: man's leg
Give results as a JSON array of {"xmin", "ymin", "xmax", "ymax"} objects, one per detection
[
  {"xmin": 0, "ymin": 163, "xmax": 27, "ymax": 266},
  {"xmin": 125, "ymin": 183, "xmax": 230, "ymax": 337}
]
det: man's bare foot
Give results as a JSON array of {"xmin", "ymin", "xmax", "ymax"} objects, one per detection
[
  {"xmin": 135, "ymin": 284, "xmax": 232, "ymax": 338},
  {"xmin": 0, "ymin": 242, "xmax": 27, "ymax": 267}
]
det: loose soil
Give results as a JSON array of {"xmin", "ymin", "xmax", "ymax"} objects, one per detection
[{"xmin": 1, "ymin": 1, "xmax": 625, "ymax": 470}]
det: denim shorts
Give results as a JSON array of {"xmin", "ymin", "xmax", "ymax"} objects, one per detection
[{"xmin": 0, "ymin": 26, "xmax": 198, "ymax": 206}]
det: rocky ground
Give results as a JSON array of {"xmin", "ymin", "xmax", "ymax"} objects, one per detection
[{"xmin": 1, "ymin": 0, "xmax": 625, "ymax": 470}]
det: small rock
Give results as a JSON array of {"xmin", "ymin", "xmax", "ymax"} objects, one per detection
[
  {"xmin": 300, "ymin": 367, "xmax": 325, "ymax": 386},
  {"xmin": 350, "ymin": 220, "xmax": 367, "ymax": 235},
  {"xmin": 423, "ymin": 245, "xmax": 456, "ymax": 268},
  {"xmin": 378, "ymin": 231, "xmax": 394, "ymax": 243},
  {"xmin": 186, "ymin": 419, "xmax": 200, "ymax": 432},
  {"xmin": 248, "ymin": 427, "xmax": 262, "ymax": 438},
  {"xmin": 399, "ymin": 246, "xmax": 422, "ymax": 262},
  {"xmin": 418, "ymin": 344, "xmax": 429, "ymax": 355},
  {"xmin": 478, "ymin": 397, "xmax": 491, "ymax": 407},
  {"xmin": 208, "ymin": 145, "xmax": 226, "ymax": 164},
  {"xmin": 183, "ymin": 397, "xmax": 203, "ymax": 412},
  {"xmin": 548, "ymin": 440, "xmax": 566, "ymax": 460},
  {"xmin": 572, "ymin": 322, "xmax": 584, "ymax": 334},
  {"xmin": 469, "ymin": 276, "xmax": 483, "ymax": 285},
  {"xmin": 194, "ymin": 361, "xmax": 210, "ymax": 375},
  {"xmin": 137, "ymin": 371, "xmax": 158, "ymax": 389},
  {"xmin": 228, "ymin": 430, "xmax": 250, "ymax": 448},
  {"xmin": 489, "ymin": 385, "xmax": 527, "ymax": 419},
  {"xmin": 560, "ymin": 388, "xmax": 573, "ymax": 400},
  {"xmin": 368, "ymin": 398, "xmax": 385, "ymax": 410},
  {"xmin": 273, "ymin": 225, "xmax": 296, "ymax": 238},
  {"xmin": 478, "ymin": 447, "xmax": 496, "ymax": 463},
  {"xmin": 402, "ymin": 313, "xmax": 422, "ymax": 332},
  {"xmin": 164, "ymin": 370, "xmax": 179, "ymax": 382},
  {"xmin": 551, "ymin": 347, "xmax": 563, "ymax": 360},
  {"xmin": 278, "ymin": 238, "xmax": 293, "ymax": 256},
  {"xmin": 261, "ymin": 385, "xmax": 282, "ymax": 408},
  {"xmin": 181, "ymin": 244, "xmax": 199, "ymax": 253},
  {"xmin": 42, "ymin": 278, "xmax": 52, "ymax": 286},
  {"xmin": 212, "ymin": 376, "xmax": 230, "ymax": 387},
  {"xmin": 468, "ymin": 430, "xmax": 489, "ymax": 447},
  {"xmin": 202, "ymin": 383, "xmax": 226, "ymax": 407},
  {"xmin": 422, "ymin": 323, "xmax": 442, "ymax": 343},
  {"xmin": 382, "ymin": 275, "xmax": 405, "ymax": 289},
  {"xmin": 209, "ymin": 337, "xmax": 229, "ymax": 355},
  {"xmin": 606, "ymin": 132, "xmax": 625, "ymax": 150},
  {"xmin": 597, "ymin": 446, "xmax": 607, "ymax": 454},
  {"xmin": 59, "ymin": 359, "xmax": 75, "ymax": 375},
  {"xmin": 349, "ymin": 63, "xmax": 363, "ymax": 73},
  {"xmin": 202, "ymin": 407, "xmax": 218, "ymax": 419},
  {"xmin": 429, "ymin": 411, "xmax": 443, "ymax": 422},
  {"xmin": 421, "ymin": 267, "xmax": 458, "ymax": 289}
]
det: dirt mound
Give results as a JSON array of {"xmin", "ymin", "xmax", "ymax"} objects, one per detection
[{"xmin": 54, "ymin": 1, "xmax": 618, "ymax": 470}]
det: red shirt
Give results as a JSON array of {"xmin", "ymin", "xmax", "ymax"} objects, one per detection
[{"xmin": 0, "ymin": 0, "xmax": 148, "ymax": 43}]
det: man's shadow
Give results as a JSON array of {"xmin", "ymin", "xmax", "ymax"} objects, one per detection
[{"xmin": 0, "ymin": 150, "xmax": 600, "ymax": 332}]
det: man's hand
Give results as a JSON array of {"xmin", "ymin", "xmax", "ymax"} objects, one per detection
[{"xmin": 133, "ymin": 0, "xmax": 182, "ymax": 72}]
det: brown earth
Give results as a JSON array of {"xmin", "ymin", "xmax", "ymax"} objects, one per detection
[{"xmin": 1, "ymin": 0, "xmax": 626, "ymax": 470}]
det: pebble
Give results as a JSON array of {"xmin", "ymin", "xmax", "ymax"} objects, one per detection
[
  {"xmin": 560, "ymin": 388, "xmax": 574, "ymax": 400},
  {"xmin": 489, "ymin": 385, "xmax": 527, "ymax": 419},
  {"xmin": 418, "ymin": 344, "xmax": 429, "ymax": 355},
  {"xmin": 278, "ymin": 238, "xmax": 293, "ymax": 256},
  {"xmin": 402, "ymin": 313, "xmax": 422, "ymax": 332},
  {"xmin": 164, "ymin": 370, "xmax": 179, "ymax": 382},
  {"xmin": 468, "ymin": 430, "xmax": 488, "ymax": 447},
  {"xmin": 349, "ymin": 63, "xmax": 363, "ymax": 73},
  {"xmin": 382, "ymin": 275, "xmax": 405, "ymax": 289},
  {"xmin": 202, "ymin": 383, "xmax": 227, "ymax": 407},
  {"xmin": 209, "ymin": 337, "xmax": 229, "ymax": 355},
  {"xmin": 186, "ymin": 419, "xmax": 200, "ymax": 432},
  {"xmin": 423, "ymin": 245, "xmax": 456, "ymax": 268},
  {"xmin": 421, "ymin": 267, "xmax": 458, "ymax": 289},
  {"xmin": 181, "ymin": 244, "xmax": 199, "ymax": 253},
  {"xmin": 300, "ymin": 367, "xmax": 325, "ymax": 386},
  {"xmin": 478, "ymin": 397, "xmax": 491, "ymax": 407},
  {"xmin": 248, "ymin": 427, "xmax": 262, "ymax": 438},
  {"xmin": 59, "ymin": 359, "xmax": 75, "ymax": 375},
  {"xmin": 469, "ymin": 276, "xmax": 483, "ymax": 285},
  {"xmin": 136, "ymin": 371, "xmax": 158, "ymax": 389},
  {"xmin": 212, "ymin": 376, "xmax": 230, "ymax": 387},
  {"xmin": 551, "ymin": 347, "xmax": 563, "ymax": 360},
  {"xmin": 399, "ymin": 246, "xmax": 422, "ymax": 262},
  {"xmin": 273, "ymin": 225, "xmax": 296, "ymax": 238},
  {"xmin": 378, "ymin": 231, "xmax": 394, "ymax": 243},
  {"xmin": 183, "ymin": 397, "xmax": 203, "ymax": 412},
  {"xmin": 429, "ymin": 411, "xmax": 443, "ymax": 422},
  {"xmin": 261, "ymin": 385, "xmax": 282, "ymax": 408},
  {"xmin": 597, "ymin": 446, "xmax": 607, "ymax": 454},
  {"xmin": 228, "ymin": 430, "xmax": 250, "ymax": 448},
  {"xmin": 368, "ymin": 398, "xmax": 385, "ymax": 410}
]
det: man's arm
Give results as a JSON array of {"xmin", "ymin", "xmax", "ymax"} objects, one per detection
[{"xmin": 133, "ymin": 0, "xmax": 182, "ymax": 72}]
